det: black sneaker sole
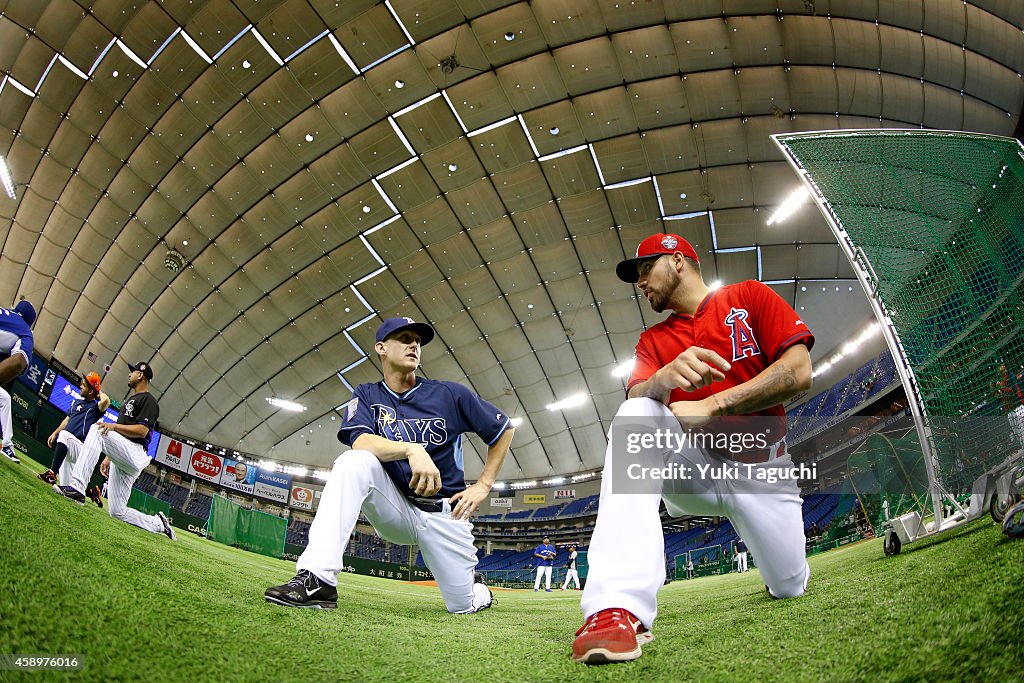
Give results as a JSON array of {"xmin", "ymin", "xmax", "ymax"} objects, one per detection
[{"xmin": 264, "ymin": 594, "xmax": 337, "ymax": 609}]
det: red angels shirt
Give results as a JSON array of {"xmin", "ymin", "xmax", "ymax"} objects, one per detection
[{"xmin": 627, "ymin": 281, "xmax": 814, "ymax": 436}]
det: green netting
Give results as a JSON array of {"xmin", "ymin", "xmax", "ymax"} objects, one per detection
[
  {"xmin": 207, "ymin": 494, "xmax": 286, "ymax": 559},
  {"xmin": 778, "ymin": 131, "xmax": 1024, "ymax": 499},
  {"xmin": 128, "ymin": 488, "xmax": 171, "ymax": 517}
]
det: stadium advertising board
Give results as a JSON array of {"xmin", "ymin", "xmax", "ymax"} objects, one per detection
[
  {"xmin": 187, "ymin": 449, "xmax": 223, "ymax": 483},
  {"xmin": 254, "ymin": 469, "xmax": 292, "ymax": 503},
  {"xmin": 490, "ymin": 497, "xmax": 513, "ymax": 508},
  {"xmin": 155, "ymin": 434, "xmax": 190, "ymax": 472},
  {"xmin": 523, "ymin": 494, "xmax": 546, "ymax": 504},
  {"xmin": 554, "ymin": 489, "xmax": 576, "ymax": 499},
  {"xmin": 289, "ymin": 484, "xmax": 318, "ymax": 510},
  {"xmin": 219, "ymin": 458, "xmax": 256, "ymax": 494},
  {"xmin": 21, "ymin": 352, "xmax": 47, "ymax": 394}
]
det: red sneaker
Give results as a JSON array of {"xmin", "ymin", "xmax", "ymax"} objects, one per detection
[{"xmin": 571, "ymin": 608, "xmax": 650, "ymax": 664}]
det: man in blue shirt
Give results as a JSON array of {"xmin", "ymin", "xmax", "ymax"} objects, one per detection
[
  {"xmin": 37, "ymin": 372, "xmax": 110, "ymax": 503},
  {"xmin": 0, "ymin": 300, "xmax": 36, "ymax": 463},
  {"xmin": 265, "ymin": 317, "xmax": 515, "ymax": 612},
  {"xmin": 533, "ymin": 536, "xmax": 557, "ymax": 592}
]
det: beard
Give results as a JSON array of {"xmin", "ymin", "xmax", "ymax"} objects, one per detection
[{"xmin": 647, "ymin": 268, "xmax": 680, "ymax": 313}]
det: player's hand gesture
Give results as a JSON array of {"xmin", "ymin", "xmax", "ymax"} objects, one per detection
[
  {"xmin": 47, "ymin": 432, "xmax": 57, "ymax": 448},
  {"xmin": 99, "ymin": 456, "xmax": 110, "ymax": 479},
  {"xmin": 450, "ymin": 481, "xmax": 489, "ymax": 520},
  {"xmin": 407, "ymin": 444, "xmax": 442, "ymax": 496},
  {"xmin": 656, "ymin": 346, "xmax": 730, "ymax": 394}
]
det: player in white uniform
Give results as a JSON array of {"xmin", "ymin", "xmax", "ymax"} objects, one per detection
[
  {"xmin": 561, "ymin": 545, "xmax": 581, "ymax": 590},
  {"xmin": 55, "ymin": 361, "xmax": 175, "ymax": 540}
]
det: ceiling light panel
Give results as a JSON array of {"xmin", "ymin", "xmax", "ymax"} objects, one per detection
[
  {"xmin": 521, "ymin": 100, "xmax": 585, "ymax": 158},
  {"xmin": 491, "ymin": 163, "xmax": 553, "ymax": 213},
  {"xmin": 418, "ymin": 138, "xmax": 484, "ymax": 192},
  {"xmin": 183, "ymin": 2, "xmax": 249, "ymax": 59},
  {"xmin": 345, "ymin": 118, "xmax": 412, "ymax": 177},
  {"xmin": 333, "ymin": 3, "xmax": 409, "ymax": 70},
  {"xmin": 496, "ymin": 52, "xmax": 566, "ymax": 112},
  {"xmin": 255, "ymin": 0, "xmax": 328, "ymax": 60},
  {"xmin": 611, "ymin": 26, "xmax": 678, "ymax": 82},
  {"xmin": 469, "ymin": 123, "xmax": 536, "ymax": 175},
  {"xmin": 446, "ymin": 177, "xmax": 507, "ymax": 228},
  {"xmin": 444, "ymin": 72, "xmax": 516, "ymax": 132},
  {"xmin": 669, "ymin": 18, "xmax": 732, "ymax": 73},
  {"xmin": 394, "ymin": 94, "xmax": 465, "ymax": 152},
  {"xmin": 374, "ymin": 159, "xmax": 441, "ymax": 212},
  {"xmin": 471, "ymin": 3, "xmax": 546, "ymax": 68},
  {"xmin": 552, "ymin": 36, "xmax": 622, "ymax": 97}
]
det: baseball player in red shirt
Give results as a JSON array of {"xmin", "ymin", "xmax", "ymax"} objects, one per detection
[{"xmin": 572, "ymin": 233, "xmax": 815, "ymax": 664}]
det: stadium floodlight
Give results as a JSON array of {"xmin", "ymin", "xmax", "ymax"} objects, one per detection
[
  {"xmin": 709, "ymin": 280, "xmax": 723, "ymax": 291},
  {"xmin": 267, "ymin": 397, "xmax": 306, "ymax": 412},
  {"xmin": 509, "ymin": 417, "xmax": 524, "ymax": 427},
  {"xmin": 611, "ymin": 359, "xmax": 635, "ymax": 378},
  {"xmin": 766, "ymin": 186, "xmax": 808, "ymax": 225},
  {"xmin": 546, "ymin": 393, "xmax": 587, "ymax": 411},
  {"xmin": 0, "ymin": 154, "xmax": 16, "ymax": 199}
]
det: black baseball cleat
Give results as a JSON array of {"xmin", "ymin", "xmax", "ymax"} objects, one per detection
[
  {"xmin": 87, "ymin": 485, "xmax": 104, "ymax": 508},
  {"xmin": 2, "ymin": 446, "xmax": 20, "ymax": 463},
  {"xmin": 265, "ymin": 570, "xmax": 338, "ymax": 609},
  {"xmin": 37, "ymin": 469, "xmax": 57, "ymax": 485},
  {"xmin": 54, "ymin": 484, "xmax": 86, "ymax": 505},
  {"xmin": 157, "ymin": 512, "xmax": 176, "ymax": 541}
]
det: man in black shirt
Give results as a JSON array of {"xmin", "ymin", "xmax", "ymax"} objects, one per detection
[{"xmin": 56, "ymin": 361, "xmax": 175, "ymax": 540}]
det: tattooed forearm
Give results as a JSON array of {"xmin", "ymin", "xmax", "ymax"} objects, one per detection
[{"xmin": 718, "ymin": 359, "xmax": 804, "ymax": 416}]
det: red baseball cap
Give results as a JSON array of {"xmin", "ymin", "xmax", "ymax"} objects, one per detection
[
  {"xmin": 615, "ymin": 233, "xmax": 699, "ymax": 283},
  {"xmin": 84, "ymin": 372, "xmax": 101, "ymax": 392}
]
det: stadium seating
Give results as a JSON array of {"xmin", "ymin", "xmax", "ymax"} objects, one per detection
[
  {"xmin": 186, "ymin": 493, "xmax": 212, "ymax": 520},
  {"xmin": 136, "ymin": 471, "xmax": 159, "ymax": 495},
  {"xmin": 157, "ymin": 482, "xmax": 189, "ymax": 510}
]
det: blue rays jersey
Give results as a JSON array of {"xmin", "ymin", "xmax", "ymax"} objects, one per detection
[
  {"xmin": 65, "ymin": 398, "xmax": 104, "ymax": 441},
  {"xmin": 0, "ymin": 306, "xmax": 33, "ymax": 369},
  {"xmin": 338, "ymin": 378, "xmax": 511, "ymax": 510}
]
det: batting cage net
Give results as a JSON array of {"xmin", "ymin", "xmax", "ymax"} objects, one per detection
[
  {"xmin": 208, "ymin": 494, "xmax": 287, "ymax": 559},
  {"xmin": 775, "ymin": 130, "xmax": 1024, "ymax": 528}
]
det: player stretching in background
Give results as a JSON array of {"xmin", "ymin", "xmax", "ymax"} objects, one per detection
[
  {"xmin": 38, "ymin": 372, "xmax": 110, "ymax": 507},
  {"xmin": 572, "ymin": 234, "xmax": 814, "ymax": 664},
  {"xmin": 266, "ymin": 317, "xmax": 514, "ymax": 613},
  {"xmin": 55, "ymin": 361, "xmax": 174, "ymax": 540}
]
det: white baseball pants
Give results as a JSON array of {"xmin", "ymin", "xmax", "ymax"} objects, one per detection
[
  {"xmin": 534, "ymin": 565, "xmax": 552, "ymax": 590},
  {"xmin": 0, "ymin": 385, "xmax": 12, "ymax": 448},
  {"xmin": 297, "ymin": 450, "xmax": 491, "ymax": 614},
  {"xmin": 582, "ymin": 398, "xmax": 809, "ymax": 629},
  {"xmin": 562, "ymin": 568, "xmax": 580, "ymax": 590},
  {"xmin": 737, "ymin": 551, "xmax": 748, "ymax": 572},
  {"xmin": 56, "ymin": 431, "xmax": 85, "ymax": 487},
  {"xmin": 69, "ymin": 424, "xmax": 164, "ymax": 535}
]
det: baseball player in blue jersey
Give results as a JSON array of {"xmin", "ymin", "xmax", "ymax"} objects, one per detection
[
  {"xmin": 0, "ymin": 300, "xmax": 36, "ymax": 463},
  {"xmin": 533, "ymin": 537, "xmax": 557, "ymax": 591},
  {"xmin": 265, "ymin": 317, "xmax": 515, "ymax": 612},
  {"xmin": 37, "ymin": 372, "xmax": 110, "ymax": 500}
]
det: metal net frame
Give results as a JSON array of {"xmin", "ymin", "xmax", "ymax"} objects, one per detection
[{"xmin": 774, "ymin": 130, "xmax": 1024, "ymax": 538}]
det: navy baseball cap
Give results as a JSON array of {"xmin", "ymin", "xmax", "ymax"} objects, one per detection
[
  {"xmin": 616, "ymin": 233, "xmax": 700, "ymax": 283},
  {"xmin": 14, "ymin": 300, "xmax": 35, "ymax": 327},
  {"xmin": 128, "ymin": 361, "xmax": 154, "ymax": 380},
  {"xmin": 375, "ymin": 317, "xmax": 435, "ymax": 346}
]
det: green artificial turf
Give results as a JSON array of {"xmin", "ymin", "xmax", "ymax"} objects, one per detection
[{"xmin": 1, "ymin": 455, "xmax": 1022, "ymax": 682}]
